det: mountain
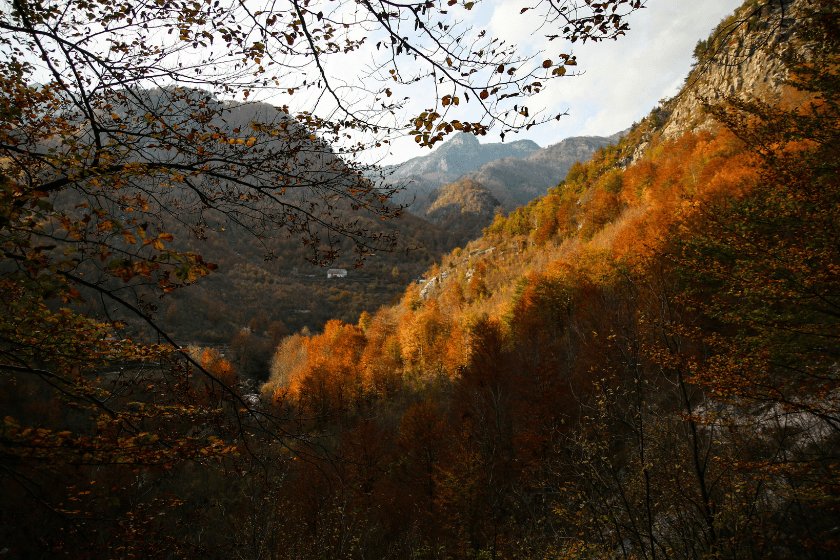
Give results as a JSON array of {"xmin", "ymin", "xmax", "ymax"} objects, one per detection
[
  {"xmin": 195, "ymin": 0, "xmax": 804, "ymax": 366},
  {"xmin": 391, "ymin": 133, "xmax": 541, "ymax": 183},
  {"xmin": 424, "ymin": 179, "xmax": 502, "ymax": 239},
  {"xmin": 388, "ymin": 131, "xmax": 624, "ymax": 214},
  {"xmin": 464, "ymin": 134, "xmax": 625, "ymax": 209},
  {"xmin": 53, "ymin": 91, "xmax": 468, "ymax": 361},
  {"xmin": 391, "ymin": 131, "xmax": 627, "ymax": 238},
  {"xmin": 385, "ymin": 133, "xmax": 539, "ymax": 212}
]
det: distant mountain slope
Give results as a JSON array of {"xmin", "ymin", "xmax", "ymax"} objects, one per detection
[
  {"xmin": 386, "ymin": 133, "xmax": 540, "ymax": 212},
  {"xmin": 86, "ymin": 92, "xmax": 469, "ymax": 349},
  {"xmin": 465, "ymin": 135, "xmax": 623, "ymax": 209},
  {"xmin": 390, "ymin": 131, "xmax": 625, "ymax": 216},
  {"xmin": 391, "ymin": 133, "xmax": 540, "ymax": 182},
  {"xmin": 424, "ymin": 179, "xmax": 501, "ymax": 239}
]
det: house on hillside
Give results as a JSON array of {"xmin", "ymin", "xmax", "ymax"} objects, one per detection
[{"xmin": 327, "ymin": 268, "xmax": 347, "ymax": 278}]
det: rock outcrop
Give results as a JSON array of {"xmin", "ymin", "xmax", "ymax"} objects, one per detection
[{"xmin": 630, "ymin": 0, "xmax": 806, "ymax": 164}]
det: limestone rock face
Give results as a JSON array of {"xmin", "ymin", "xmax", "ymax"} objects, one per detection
[{"xmin": 631, "ymin": 0, "xmax": 807, "ymax": 164}]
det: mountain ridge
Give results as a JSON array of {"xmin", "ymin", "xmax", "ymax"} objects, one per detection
[{"xmin": 389, "ymin": 130, "xmax": 626, "ymax": 223}]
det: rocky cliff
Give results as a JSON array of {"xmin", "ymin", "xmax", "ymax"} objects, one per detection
[{"xmin": 630, "ymin": 0, "xmax": 806, "ymax": 163}]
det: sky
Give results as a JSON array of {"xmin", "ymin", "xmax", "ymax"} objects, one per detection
[
  {"xmin": 380, "ymin": 0, "xmax": 743, "ymax": 165},
  {"xmin": 16, "ymin": 0, "xmax": 743, "ymax": 167}
]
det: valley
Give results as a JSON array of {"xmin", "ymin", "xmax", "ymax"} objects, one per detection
[{"xmin": 3, "ymin": 0, "xmax": 839, "ymax": 558}]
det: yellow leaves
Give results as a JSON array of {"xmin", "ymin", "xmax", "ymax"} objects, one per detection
[
  {"xmin": 141, "ymin": 232, "xmax": 172, "ymax": 250},
  {"xmin": 121, "ymin": 230, "xmax": 137, "ymax": 244},
  {"xmin": 219, "ymin": 137, "xmax": 247, "ymax": 145}
]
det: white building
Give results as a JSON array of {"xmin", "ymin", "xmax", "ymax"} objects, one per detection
[{"xmin": 327, "ymin": 268, "xmax": 347, "ymax": 278}]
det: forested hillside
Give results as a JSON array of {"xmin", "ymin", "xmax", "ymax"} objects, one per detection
[
  {"xmin": 35, "ymin": 94, "xmax": 465, "ymax": 377},
  {"xmin": 156, "ymin": 208, "xmax": 456, "ymax": 336},
  {"xmin": 82, "ymin": 95, "xmax": 465, "ymax": 347},
  {"xmin": 149, "ymin": 208, "xmax": 458, "ymax": 380}
]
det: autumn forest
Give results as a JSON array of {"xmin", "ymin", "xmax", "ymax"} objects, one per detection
[{"xmin": 2, "ymin": 0, "xmax": 839, "ymax": 558}]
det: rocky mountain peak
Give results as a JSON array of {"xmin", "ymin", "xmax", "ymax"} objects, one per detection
[
  {"xmin": 388, "ymin": 129, "xmax": 623, "ymax": 223},
  {"xmin": 391, "ymin": 133, "xmax": 542, "ymax": 181},
  {"xmin": 443, "ymin": 132, "xmax": 481, "ymax": 147}
]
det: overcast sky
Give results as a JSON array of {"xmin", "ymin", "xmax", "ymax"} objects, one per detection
[{"xmin": 380, "ymin": 0, "xmax": 743, "ymax": 165}]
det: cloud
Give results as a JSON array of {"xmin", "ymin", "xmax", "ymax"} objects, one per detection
[{"xmin": 513, "ymin": 0, "xmax": 742, "ymax": 144}]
